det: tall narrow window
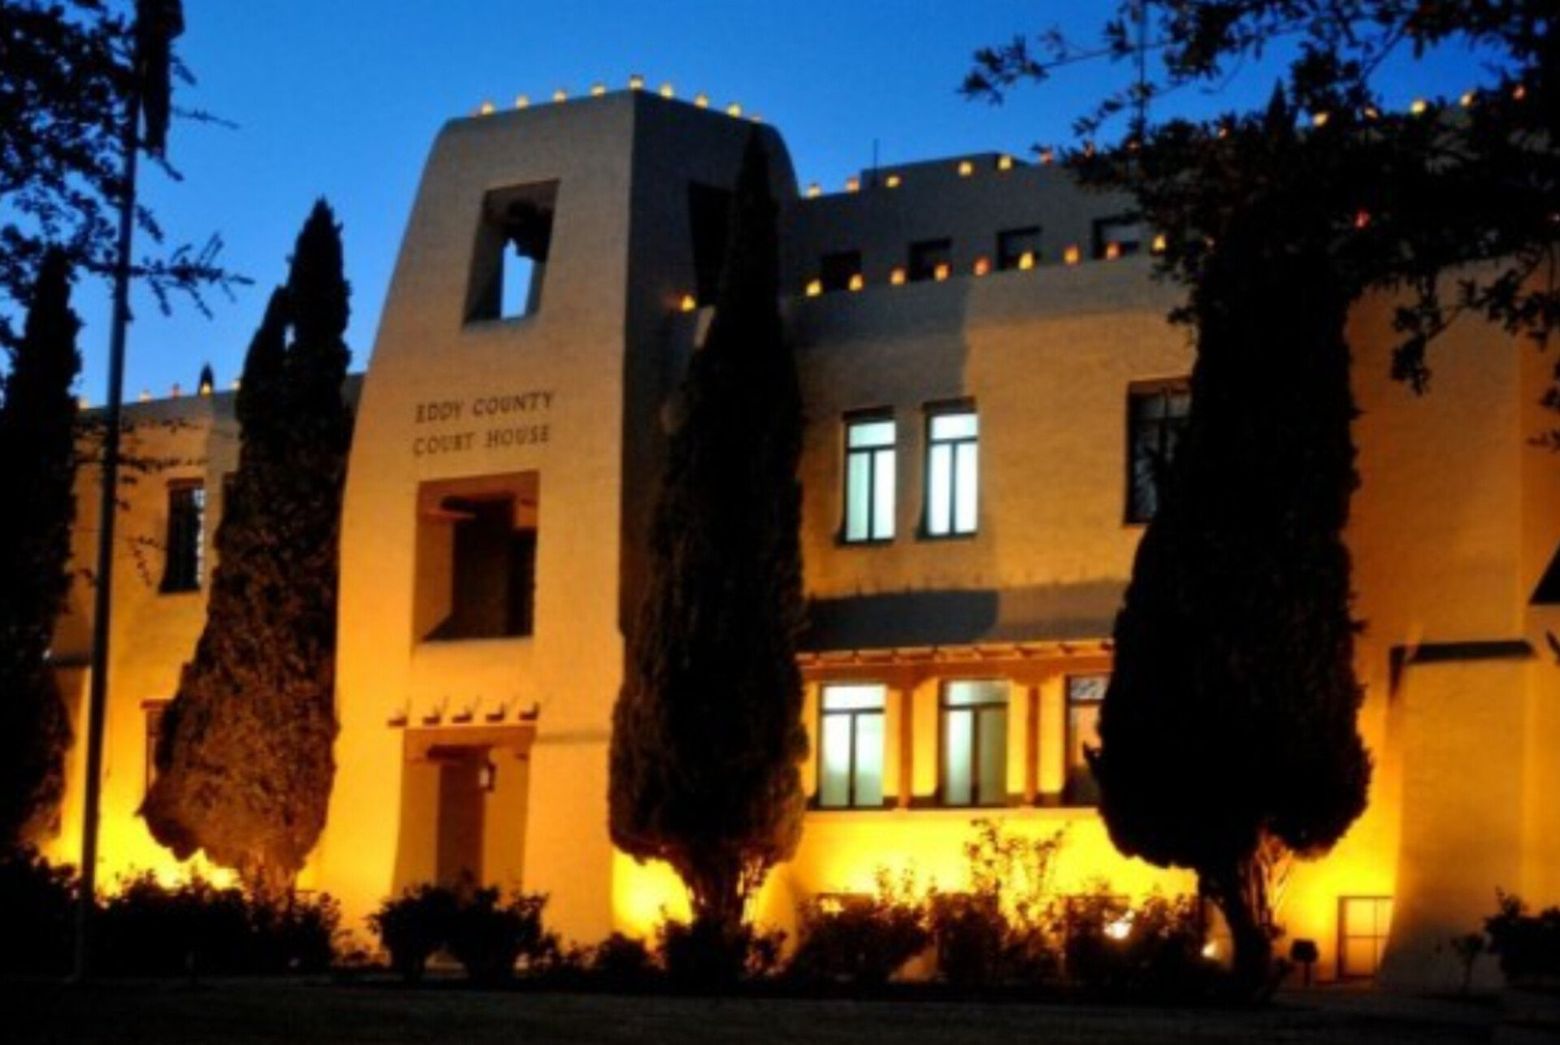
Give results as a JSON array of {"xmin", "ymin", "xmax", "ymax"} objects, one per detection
[
  {"xmin": 1338, "ymin": 897, "xmax": 1394, "ymax": 979},
  {"xmin": 908, "ymin": 238, "xmax": 952, "ymax": 282},
  {"xmin": 467, "ymin": 181, "xmax": 559, "ymax": 322},
  {"xmin": 817, "ymin": 684, "xmax": 886, "ymax": 808},
  {"xmin": 925, "ymin": 406, "xmax": 978, "ymax": 537},
  {"xmin": 941, "ymin": 680, "xmax": 1008, "ymax": 807},
  {"xmin": 143, "ymin": 700, "xmax": 168, "ymax": 796},
  {"xmin": 843, "ymin": 414, "xmax": 895, "ymax": 542},
  {"xmin": 1064, "ymin": 675, "xmax": 1107, "ymax": 806},
  {"xmin": 161, "ymin": 481, "xmax": 205, "ymax": 593},
  {"xmin": 1126, "ymin": 381, "xmax": 1190, "ymax": 523}
]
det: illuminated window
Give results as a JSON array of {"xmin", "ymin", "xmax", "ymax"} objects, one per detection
[
  {"xmin": 143, "ymin": 700, "xmax": 168, "ymax": 796},
  {"xmin": 1338, "ymin": 896, "xmax": 1393, "ymax": 979},
  {"xmin": 925, "ymin": 405, "xmax": 978, "ymax": 537},
  {"xmin": 908, "ymin": 238, "xmax": 952, "ymax": 283},
  {"xmin": 467, "ymin": 180, "xmax": 558, "ymax": 322},
  {"xmin": 1092, "ymin": 213, "xmax": 1147, "ymax": 259},
  {"xmin": 817, "ymin": 684, "xmax": 886, "ymax": 808},
  {"xmin": 819, "ymin": 250, "xmax": 863, "ymax": 294},
  {"xmin": 1126, "ymin": 381, "xmax": 1190, "ymax": 523},
  {"xmin": 997, "ymin": 227, "xmax": 1041, "ymax": 270},
  {"xmin": 843, "ymin": 414, "xmax": 895, "ymax": 543},
  {"xmin": 1064, "ymin": 675, "xmax": 1107, "ymax": 805},
  {"xmin": 160, "ymin": 481, "xmax": 205, "ymax": 593},
  {"xmin": 941, "ymin": 680, "xmax": 1008, "ymax": 807}
]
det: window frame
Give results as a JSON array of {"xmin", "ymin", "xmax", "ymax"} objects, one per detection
[
  {"xmin": 1337, "ymin": 895, "xmax": 1394, "ymax": 980},
  {"xmin": 1124, "ymin": 379, "xmax": 1191, "ymax": 526},
  {"xmin": 1092, "ymin": 212, "xmax": 1147, "ymax": 260},
  {"xmin": 996, "ymin": 226, "xmax": 1041, "ymax": 271},
  {"xmin": 841, "ymin": 410, "xmax": 896, "ymax": 545},
  {"xmin": 1063, "ymin": 674, "xmax": 1109, "ymax": 807},
  {"xmin": 938, "ymin": 678, "xmax": 1010, "ymax": 808},
  {"xmin": 815, "ymin": 683, "xmax": 888, "ymax": 810},
  {"xmin": 159, "ymin": 479, "xmax": 205, "ymax": 594},
  {"xmin": 922, "ymin": 401, "xmax": 979, "ymax": 540},
  {"xmin": 907, "ymin": 238, "xmax": 953, "ymax": 283}
]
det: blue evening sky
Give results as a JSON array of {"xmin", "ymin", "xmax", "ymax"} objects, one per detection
[{"xmin": 70, "ymin": 1, "xmax": 1498, "ymax": 400}]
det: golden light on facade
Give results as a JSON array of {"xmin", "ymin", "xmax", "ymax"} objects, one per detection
[
  {"xmin": 726, "ymin": 102, "xmax": 743, "ymax": 117},
  {"xmin": 806, "ymin": 183, "xmax": 822, "ymax": 198},
  {"xmin": 845, "ymin": 176, "xmax": 860, "ymax": 193},
  {"xmin": 933, "ymin": 262, "xmax": 951, "ymax": 282},
  {"xmin": 958, "ymin": 160, "xmax": 974, "ymax": 177},
  {"xmin": 515, "ymin": 94, "xmax": 530, "ymax": 109},
  {"xmin": 678, "ymin": 294, "xmax": 697, "ymax": 313},
  {"xmin": 694, "ymin": 93, "xmax": 710, "ymax": 109},
  {"xmin": 1104, "ymin": 242, "xmax": 1122, "ymax": 261},
  {"xmin": 553, "ymin": 88, "xmax": 568, "ymax": 103},
  {"xmin": 1063, "ymin": 244, "xmax": 1081, "ymax": 266},
  {"xmin": 1017, "ymin": 251, "xmax": 1036, "ymax": 271},
  {"xmin": 997, "ymin": 154, "xmax": 1014, "ymax": 171},
  {"xmin": 889, "ymin": 267, "xmax": 907, "ymax": 285},
  {"xmin": 848, "ymin": 273, "xmax": 865, "ymax": 292},
  {"xmin": 659, "ymin": 83, "xmax": 675, "ymax": 98},
  {"xmin": 973, "ymin": 257, "xmax": 991, "ymax": 277},
  {"xmin": 1151, "ymin": 233, "xmax": 1168, "ymax": 254},
  {"xmin": 198, "ymin": 376, "xmax": 214, "ymax": 396},
  {"xmin": 805, "ymin": 279, "xmax": 823, "ymax": 297},
  {"xmin": 628, "ymin": 74, "xmax": 645, "ymax": 91},
  {"xmin": 885, "ymin": 173, "xmax": 902, "ymax": 188}
]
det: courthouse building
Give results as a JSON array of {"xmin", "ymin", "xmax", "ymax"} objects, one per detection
[{"xmin": 43, "ymin": 88, "xmax": 1560, "ymax": 986}]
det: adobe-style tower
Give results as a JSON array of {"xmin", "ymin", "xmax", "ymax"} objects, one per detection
[{"xmin": 322, "ymin": 91, "xmax": 795, "ymax": 939}]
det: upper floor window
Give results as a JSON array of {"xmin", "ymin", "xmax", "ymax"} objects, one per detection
[
  {"xmin": 925, "ymin": 405, "xmax": 978, "ymax": 537},
  {"xmin": 941, "ymin": 679, "xmax": 1008, "ymax": 807},
  {"xmin": 467, "ymin": 181, "xmax": 559, "ymax": 323},
  {"xmin": 843, "ymin": 414, "xmax": 895, "ymax": 543},
  {"xmin": 817, "ymin": 684, "xmax": 886, "ymax": 809},
  {"xmin": 1064, "ymin": 674, "xmax": 1107, "ymax": 806},
  {"xmin": 820, "ymin": 250, "xmax": 863, "ymax": 293},
  {"xmin": 1126, "ymin": 381, "xmax": 1190, "ymax": 523},
  {"xmin": 1093, "ymin": 214, "xmax": 1147, "ymax": 260},
  {"xmin": 416, "ymin": 473, "xmax": 540, "ymax": 643},
  {"xmin": 997, "ymin": 226, "xmax": 1041, "ymax": 270},
  {"xmin": 160, "ymin": 481, "xmax": 205, "ymax": 593},
  {"xmin": 908, "ymin": 238, "xmax": 952, "ymax": 283}
]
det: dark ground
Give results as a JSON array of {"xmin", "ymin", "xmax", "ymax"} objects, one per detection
[{"xmin": 1, "ymin": 979, "xmax": 1513, "ymax": 1044}]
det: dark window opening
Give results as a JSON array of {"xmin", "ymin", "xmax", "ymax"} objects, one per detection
[
  {"xmin": 908, "ymin": 238, "xmax": 952, "ymax": 283},
  {"xmin": 468, "ymin": 181, "xmax": 559, "ymax": 322},
  {"xmin": 1126, "ymin": 381, "xmax": 1191, "ymax": 523},
  {"xmin": 997, "ymin": 227, "xmax": 1041, "ymax": 270},
  {"xmin": 428, "ymin": 496, "xmax": 537, "ymax": 640},
  {"xmin": 1093, "ymin": 214, "xmax": 1147, "ymax": 260},
  {"xmin": 161, "ymin": 481, "xmax": 205, "ymax": 593},
  {"xmin": 819, "ymin": 250, "xmax": 863, "ymax": 293},
  {"xmin": 688, "ymin": 182, "xmax": 733, "ymax": 306}
]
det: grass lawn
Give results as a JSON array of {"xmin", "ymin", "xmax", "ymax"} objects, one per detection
[{"xmin": 3, "ymin": 979, "xmax": 1499, "ymax": 1044}]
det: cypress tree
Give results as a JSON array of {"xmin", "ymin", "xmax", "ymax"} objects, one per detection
[
  {"xmin": 143, "ymin": 201, "xmax": 351, "ymax": 895},
  {"xmin": 609, "ymin": 134, "xmax": 808, "ymax": 941},
  {"xmin": 0, "ymin": 250, "xmax": 80, "ymax": 850}
]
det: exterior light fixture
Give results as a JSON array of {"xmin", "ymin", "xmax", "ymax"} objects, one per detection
[
  {"xmin": 553, "ymin": 88, "xmax": 568, "ymax": 103},
  {"xmin": 1513, "ymin": 84, "xmax": 1527, "ymax": 102},
  {"xmin": 1151, "ymin": 233, "xmax": 1168, "ymax": 254},
  {"xmin": 933, "ymin": 262, "xmax": 950, "ymax": 282},
  {"xmin": 139, "ymin": 389, "xmax": 150, "ymax": 402},
  {"xmin": 694, "ymin": 92, "xmax": 710, "ymax": 108},
  {"xmin": 1039, "ymin": 147, "xmax": 1055, "ymax": 165},
  {"xmin": 1410, "ymin": 98, "xmax": 1428, "ymax": 115},
  {"xmin": 1201, "ymin": 941, "xmax": 1220, "ymax": 960},
  {"xmin": 1460, "ymin": 90, "xmax": 1476, "ymax": 108},
  {"xmin": 1105, "ymin": 915, "xmax": 1133, "ymax": 941},
  {"xmin": 1363, "ymin": 105, "xmax": 1380, "ymax": 120},
  {"xmin": 628, "ymin": 74, "xmax": 645, "ymax": 91},
  {"xmin": 805, "ymin": 279, "xmax": 823, "ymax": 297},
  {"xmin": 1311, "ymin": 111, "xmax": 1330, "ymax": 128},
  {"xmin": 590, "ymin": 83, "xmax": 607, "ymax": 97},
  {"xmin": 679, "ymin": 294, "xmax": 697, "ymax": 313},
  {"xmin": 477, "ymin": 100, "xmax": 496, "ymax": 116},
  {"xmin": 973, "ymin": 257, "xmax": 990, "ymax": 276},
  {"xmin": 806, "ymin": 183, "xmax": 822, "ymax": 198},
  {"xmin": 1063, "ymin": 245, "xmax": 1081, "ymax": 266},
  {"xmin": 1354, "ymin": 209, "xmax": 1372, "ymax": 229},
  {"xmin": 478, "ymin": 760, "xmax": 498, "ymax": 792},
  {"xmin": 847, "ymin": 274, "xmax": 865, "ymax": 292},
  {"xmin": 78, "ymin": 396, "xmax": 90, "ymax": 409},
  {"xmin": 1017, "ymin": 251, "xmax": 1036, "ymax": 271},
  {"xmin": 749, "ymin": 114, "xmax": 762, "ymax": 124},
  {"xmin": 889, "ymin": 267, "xmax": 907, "ymax": 285},
  {"xmin": 515, "ymin": 94, "xmax": 530, "ymax": 109},
  {"xmin": 885, "ymin": 173, "xmax": 902, "ymax": 188},
  {"xmin": 958, "ymin": 160, "xmax": 974, "ymax": 177},
  {"xmin": 659, "ymin": 83, "xmax": 675, "ymax": 98},
  {"xmin": 1217, "ymin": 124, "xmax": 1230, "ymax": 139},
  {"xmin": 997, "ymin": 154, "xmax": 1014, "ymax": 171},
  {"xmin": 726, "ymin": 102, "xmax": 743, "ymax": 117},
  {"xmin": 845, "ymin": 176, "xmax": 860, "ymax": 193},
  {"xmin": 1104, "ymin": 242, "xmax": 1121, "ymax": 261}
]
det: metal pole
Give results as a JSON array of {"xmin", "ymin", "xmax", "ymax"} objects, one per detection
[{"xmin": 72, "ymin": 77, "xmax": 142, "ymax": 985}]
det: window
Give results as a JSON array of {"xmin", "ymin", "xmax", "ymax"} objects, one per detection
[
  {"xmin": 160, "ymin": 481, "xmax": 205, "ymax": 593},
  {"xmin": 417, "ymin": 474, "xmax": 540, "ymax": 642},
  {"xmin": 1093, "ymin": 214, "xmax": 1147, "ymax": 259},
  {"xmin": 908, "ymin": 238, "xmax": 952, "ymax": 283},
  {"xmin": 1065, "ymin": 675, "xmax": 1108, "ymax": 806},
  {"xmin": 144, "ymin": 700, "xmax": 167, "ymax": 796},
  {"xmin": 843, "ymin": 414, "xmax": 895, "ymax": 542},
  {"xmin": 817, "ymin": 684, "xmax": 886, "ymax": 808},
  {"xmin": 941, "ymin": 680, "xmax": 1008, "ymax": 807},
  {"xmin": 1126, "ymin": 381, "xmax": 1190, "ymax": 523},
  {"xmin": 1338, "ymin": 897, "xmax": 1394, "ymax": 979},
  {"xmin": 997, "ymin": 226, "xmax": 1041, "ymax": 270},
  {"xmin": 925, "ymin": 406, "xmax": 978, "ymax": 537},
  {"xmin": 467, "ymin": 181, "xmax": 559, "ymax": 322},
  {"xmin": 688, "ymin": 182, "xmax": 733, "ymax": 306},
  {"xmin": 819, "ymin": 250, "xmax": 863, "ymax": 293}
]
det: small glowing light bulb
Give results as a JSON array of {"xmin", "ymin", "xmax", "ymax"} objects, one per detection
[
  {"xmin": 957, "ymin": 160, "xmax": 974, "ymax": 177},
  {"xmin": 805, "ymin": 279, "xmax": 823, "ymax": 298},
  {"xmin": 679, "ymin": 294, "xmax": 697, "ymax": 313},
  {"xmin": 806, "ymin": 183, "xmax": 822, "ymax": 198},
  {"xmin": 889, "ymin": 267, "xmax": 907, "ymax": 286},
  {"xmin": 1063, "ymin": 245, "xmax": 1081, "ymax": 266},
  {"xmin": 659, "ymin": 83, "xmax": 675, "ymax": 99},
  {"xmin": 847, "ymin": 273, "xmax": 864, "ymax": 292},
  {"xmin": 885, "ymin": 173, "xmax": 902, "ymax": 188}
]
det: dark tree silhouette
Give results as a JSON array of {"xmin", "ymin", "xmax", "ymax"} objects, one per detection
[
  {"xmin": 610, "ymin": 134, "xmax": 808, "ymax": 946},
  {"xmin": 143, "ymin": 201, "xmax": 352, "ymax": 896},
  {"xmin": 965, "ymin": 2, "xmax": 1558, "ymax": 992},
  {"xmin": 0, "ymin": 252, "xmax": 81, "ymax": 851}
]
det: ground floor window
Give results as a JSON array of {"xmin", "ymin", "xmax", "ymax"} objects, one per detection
[
  {"xmin": 1338, "ymin": 896, "xmax": 1394, "ymax": 979},
  {"xmin": 817, "ymin": 684, "xmax": 886, "ymax": 808},
  {"xmin": 1064, "ymin": 674, "xmax": 1107, "ymax": 806},
  {"xmin": 143, "ymin": 700, "xmax": 168, "ymax": 796},
  {"xmin": 941, "ymin": 680, "xmax": 1008, "ymax": 807}
]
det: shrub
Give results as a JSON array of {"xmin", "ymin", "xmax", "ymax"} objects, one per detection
[
  {"xmin": 656, "ymin": 916, "xmax": 784, "ymax": 989},
  {"xmin": 589, "ymin": 932, "xmax": 656, "ymax": 988},
  {"xmin": 446, "ymin": 887, "xmax": 555, "ymax": 985},
  {"xmin": 1063, "ymin": 890, "xmax": 1213, "ymax": 998},
  {"xmin": 370, "ymin": 884, "xmax": 459, "ymax": 983},
  {"xmin": 1485, "ymin": 892, "xmax": 1560, "ymax": 984},
  {"xmin": 0, "ymin": 849, "xmax": 76, "ymax": 975},
  {"xmin": 789, "ymin": 871, "xmax": 930, "ymax": 986}
]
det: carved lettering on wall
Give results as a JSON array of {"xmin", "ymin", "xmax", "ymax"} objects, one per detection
[{"xmin": 411, "ymin": 390, "xmax": 554, "ymax": 457}]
